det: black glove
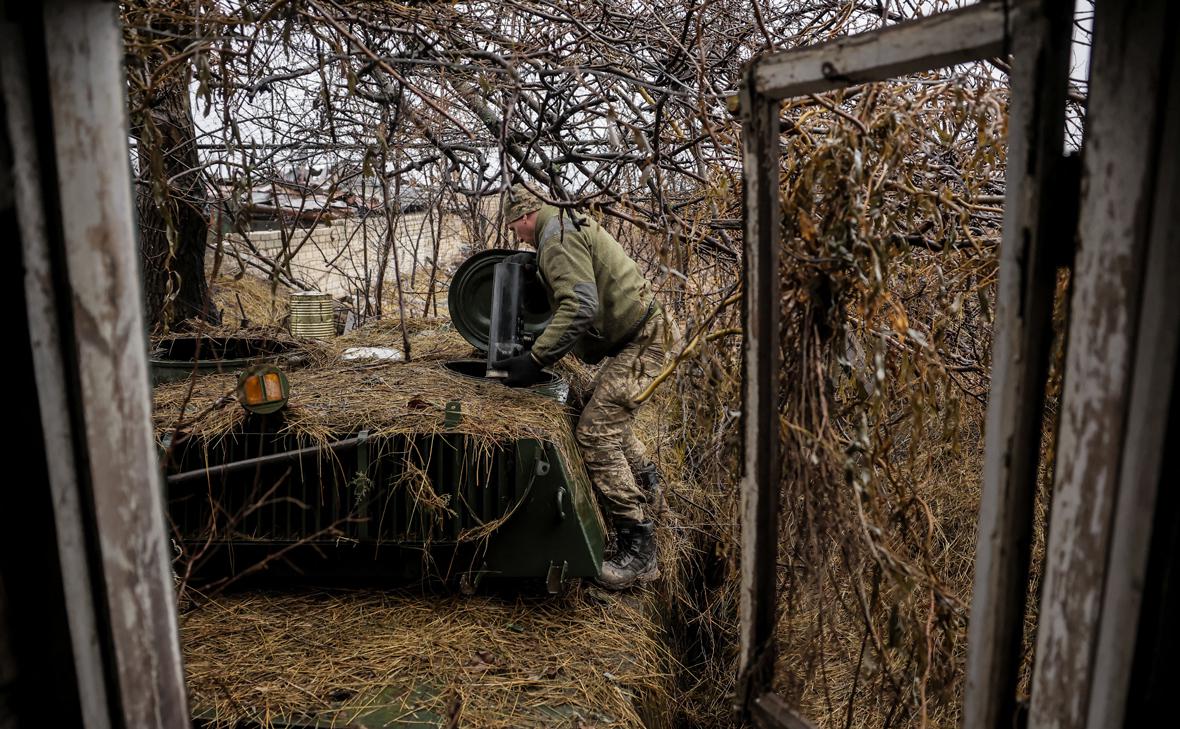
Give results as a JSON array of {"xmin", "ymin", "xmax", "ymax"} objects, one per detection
[
  {"xmin": 491, "ymin": 352, "xmax": 547, "ymax": 387},
  {"xmin": 503, "ymin": 250, "xmax": 537, "ymax": 276}
]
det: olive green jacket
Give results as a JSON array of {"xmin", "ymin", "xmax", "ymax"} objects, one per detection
[{"xmin": 529, "ymin": 205, "xmax": 654, "ymax": 365}]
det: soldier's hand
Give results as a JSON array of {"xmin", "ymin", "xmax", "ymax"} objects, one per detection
[
  {"xmin": 491, "ymin": 352, "xmax": 546, "ymax": 387},
  {"xmin": 503, "ymin": 250, "xmax": 537, "ymax": 276}
]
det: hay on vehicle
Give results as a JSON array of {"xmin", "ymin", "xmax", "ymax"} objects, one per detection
[
  {"xmin": 153, "ymin": 358, "xmax": 576, "ymax": 448},
  {"xmin": 181, "ymin": 586, "xmax": 678, "ymax": 729}
]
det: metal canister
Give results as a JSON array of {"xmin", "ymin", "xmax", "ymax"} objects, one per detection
[{"xmin": 289, "ymin": 291, "xmax": 335, "ymax": 339}]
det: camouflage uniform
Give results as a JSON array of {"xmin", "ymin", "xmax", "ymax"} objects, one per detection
[
  {"xmin": 575, "ymin": 312, "xmax": 672, "ymax": 522},
  {"xmin": 520, "ymin": 199, "xmax": 672, "ymax": 524}
]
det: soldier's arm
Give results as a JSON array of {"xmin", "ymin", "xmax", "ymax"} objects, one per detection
[{"xmin": 530, "ymin": 232, "xmax": 598, "ymax": 366}]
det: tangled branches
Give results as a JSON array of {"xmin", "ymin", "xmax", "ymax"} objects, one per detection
[
  {"xmin": 121, "ymin": 1, "xmax": 1024, "ymax": 330},
  {"xmin": 768, "ymin": 80, "xmax": 1006, "ymax": 727}
]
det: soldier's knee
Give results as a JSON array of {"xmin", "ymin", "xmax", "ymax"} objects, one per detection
[{"xmin": 575, "ymin": 415, "xmax": 597, "ymax": 451}]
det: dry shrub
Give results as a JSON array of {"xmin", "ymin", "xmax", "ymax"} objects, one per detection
[
  {"xmin": 770, "ymin": 79, "xmax": 1006, "ymax": 727},
  {"xmin": 651, "ymin": 77, "xmax": 1028, "ymax": 728},
  {"xmin": 208, "ymin": 271, "xmax": 291, "ymax": 328}
]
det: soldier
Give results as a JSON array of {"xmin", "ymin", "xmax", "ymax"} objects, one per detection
[{"xmin": 493, "ymin": 183, "xmax": 672, "ymax": 590}]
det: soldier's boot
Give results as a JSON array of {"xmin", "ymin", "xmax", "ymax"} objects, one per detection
[
  {"xmin": 597, "ymin": 519, "xmax": 659, "ymax": 590},
  {"xmin": 635, "ymin": 464, "xmax": 669, "ymax": 517}
]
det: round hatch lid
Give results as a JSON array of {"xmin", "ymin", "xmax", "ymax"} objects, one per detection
[{"xmin": 448, "ymin": 249, "xmax": 552, "ymax": 353}]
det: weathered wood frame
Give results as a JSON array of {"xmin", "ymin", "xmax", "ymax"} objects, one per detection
[
  {"xmin": 3, "ymin": 1, "xmax": 189, "ymax": 726},
  {"xmin": 738, "ymin": 2, "xmax": 1075, "ymax": 726},
  {"xmin": 1030, "ymin": 2, "xmax": 1179, "ymax": 728}
]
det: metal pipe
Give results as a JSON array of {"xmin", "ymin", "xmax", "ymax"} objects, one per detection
[
  {"xmin": 166, "ymin": 435, "xmax": 365, "ymax": 484},
  {"xmin": 486, "ymin": 259, "xmax": 524, "ymax": 378}
]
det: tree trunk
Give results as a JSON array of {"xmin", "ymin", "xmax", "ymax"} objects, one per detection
[{"xmin": 133, "ymin": 81, "xmax": 214, "ymax": 331}]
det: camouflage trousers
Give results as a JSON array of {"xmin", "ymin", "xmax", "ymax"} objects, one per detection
[{"xmin": 576, "ymin": 310, "xmax": 675, "ymax": 524}]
